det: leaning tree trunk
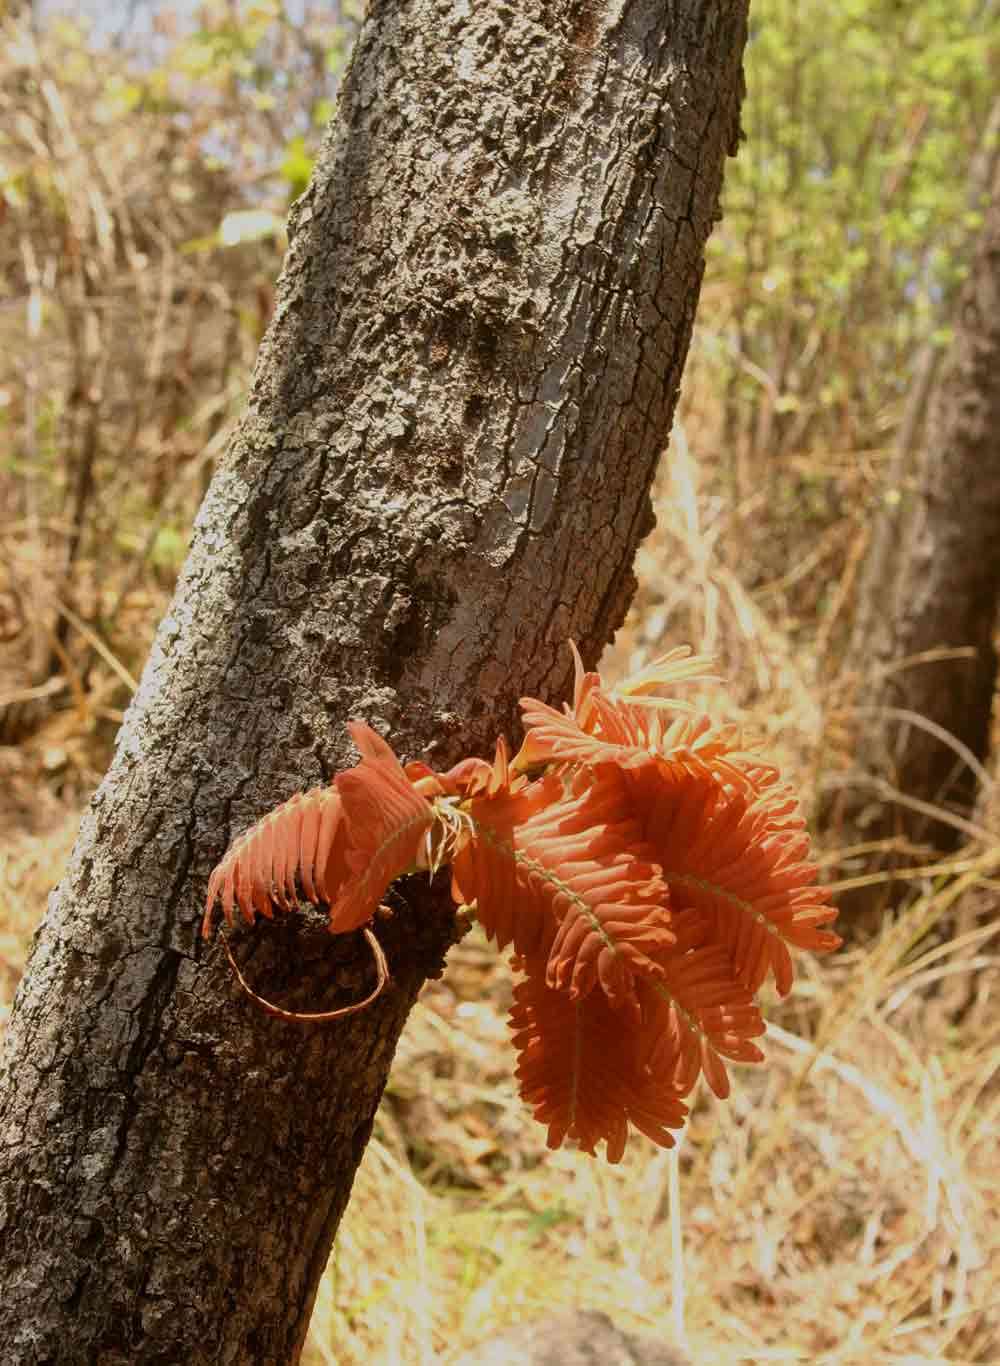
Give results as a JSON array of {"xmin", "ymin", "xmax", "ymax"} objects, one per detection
[
  {"xmin": 0, "ymin": 3, "xmax": 749, "ymax": 1361},
  {"xmin": 833, "ymin": 164, "xmax": 1000, "ymax": 922}
]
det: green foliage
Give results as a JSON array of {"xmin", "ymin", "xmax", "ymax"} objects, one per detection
[
  {"xmin": 699, "ymin": 0, "xmax": 996, "ymax": 469},
  {"xmin": 281, "ymin": 135, "xmax": 315, "ymax": 198},
  {"xmin": 167, "ymin": 0, "xmax": 352, "ymax": 206}
]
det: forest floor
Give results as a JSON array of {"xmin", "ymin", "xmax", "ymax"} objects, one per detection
[{"xmin": 2, "ymin": 449, "xmax": 998, "ymax": 1365}]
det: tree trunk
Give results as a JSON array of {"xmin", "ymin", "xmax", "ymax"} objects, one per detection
[
  {"xmin": 832, "ymin": 164, "xmax": 1000, "ymax": 920},
  {"xmin": 0, "ymin": 2, "xmax": 749, "ymax": 1361}
]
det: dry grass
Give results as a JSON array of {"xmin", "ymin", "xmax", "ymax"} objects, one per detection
[
  {"xmin": 4, "ymin": 425, "xmax": 998, "ymax": 1364},
  {"xmin": 302, "ymin": 945, "xmax": 1000, "ymax": 1364}
]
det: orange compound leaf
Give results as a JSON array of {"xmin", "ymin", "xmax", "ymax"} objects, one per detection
[
  {"xmin": 453, "ymin": 768, "xmax": 675, "ymax": 1015},
  {"xmin": 202, "ymin": 784, "xmax": 348, "ymax": 939},
  {"xmin": 542, "ymin": 853, "xmax": 673, "ymax": 1019},
  {"xmin": 513, "ymin": 641, "xmax": 717, "ymax": 773},
  {"xmin": 203, "ymin": 722, "xmax": 435, "ymax": 941},
  {"xmin": 506, "ymin": 641, "xmax": 602, "ymax": 773},
  {"xmin": 636, "ymin": 942, "xmax": 766, "ymax": 1100},
  {"xmin": 516, "ymin": 677, "xmax": 776, "ymax": 803},
  {"xmin": 567, "ymin": 638, "xmax": 603, "ymax": 731},
  {"xmin": 509, "ymin": 958, "xmax": 688, "ymax": 1162},
  {"xmin": 640, "ymin": 769, "xmax": 840, "ymax": 997},
  {"xmin": 591, "ymin": 692, "xmax": 777, "ymax": 794},
  {"xmin": 449, "ymin": 774, "xmax": 562, "ymax": 958},
  {"xmin": 611, "ymin": 645, "xmax": 717, "ymax": 701},
  {"xmin": 327, "ymin": 721, "xmax": 436, "ymax": 933}
]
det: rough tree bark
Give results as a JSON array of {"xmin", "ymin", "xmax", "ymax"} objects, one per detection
[
  {"xmin": 0, "ymin": 3, "xmax": 749, "ymax": 1361},
  {"xmin": 832, "ymin": 164, "xmax": 1000, "ymax": 919}
]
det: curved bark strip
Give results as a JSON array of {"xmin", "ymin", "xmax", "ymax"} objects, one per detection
[{"xmin": 0, "ymin": 3, "xmax": 748, "ymax": 1361}]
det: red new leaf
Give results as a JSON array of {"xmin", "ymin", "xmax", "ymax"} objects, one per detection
[
  {"xmin": 637, "ymin": 923, "xmax": 766, "ymax": 1099},
  {"xmin": 509, "ymin": 956, "xmax": 688, "ymax": 1162},
  {"xmin": 636, "ymin": 765, "xmax": 840, "ymax": 995},
  {"xmin": 452, "ymin": 768, "xmax": 674, "ymax": 1017},
  {"xmin": 203, "ymin": 722, "xmax": 433, "ymax": 938}
]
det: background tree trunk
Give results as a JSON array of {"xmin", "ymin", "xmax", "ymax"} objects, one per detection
[
  {"xmin": 831, "ymin": 163, "xmax": 1000, "ymax": 923},
  {"xmin": 0, "ymin": 2, "xmax": 749, "ymax": 1361}
]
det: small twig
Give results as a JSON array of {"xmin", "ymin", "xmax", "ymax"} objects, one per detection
[{"xmin": 220, "ymin": 925, "xmax": 389, "ymax": 1024}]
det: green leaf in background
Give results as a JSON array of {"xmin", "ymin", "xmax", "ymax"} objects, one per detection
[
  {"xmin": 312, "ymin": 98, "xmax": 335, "ymax": 129},
  {"xmin": 280, "ymin": 135, "xmax": 314, "ymax": 198}
]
